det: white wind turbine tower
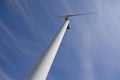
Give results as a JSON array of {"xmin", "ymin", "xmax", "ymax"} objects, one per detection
[{"xmin": 27, "ymin": 12, "xmax": 97, "ymax": 80}]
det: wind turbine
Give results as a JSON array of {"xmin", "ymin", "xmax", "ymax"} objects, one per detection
[{"xmin": 27, "ymin": 12, "xmax": 97, "ymax": 80}]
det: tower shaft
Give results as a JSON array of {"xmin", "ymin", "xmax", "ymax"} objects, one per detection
[{"xmin": 27, "ymin": 20, "xmax": 69, "ymax": 80}]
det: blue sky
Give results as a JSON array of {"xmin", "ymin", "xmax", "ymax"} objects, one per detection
[{"xmin": 1, "ymin": 0, "xmax": 120, "ymax": 80}]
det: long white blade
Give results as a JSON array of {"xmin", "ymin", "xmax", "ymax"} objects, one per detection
[{"xmin": 56, "ymin": 12, "xmax": 98, "ymax": 18}]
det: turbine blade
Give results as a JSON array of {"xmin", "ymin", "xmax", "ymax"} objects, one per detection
[
  {"xmin": 55, "ymin": 12, "xmax": 98, "ymax": 18},
  {"xmin": 67, "ymin": 12, "xmax": 98, "ymax": 17}
]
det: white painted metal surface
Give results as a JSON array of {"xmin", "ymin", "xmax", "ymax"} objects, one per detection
[{"xmin": 27, "ymin": 20, "xmax": 69, "ymax": 80}]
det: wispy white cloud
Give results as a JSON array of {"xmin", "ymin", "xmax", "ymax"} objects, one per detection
[
  {"xmin": 0, "ymin": 51, "xmax": 16, "ymax": 71},
  {"xmin": 7, "ymin": 0, "xmax": 48, "ymax": 43},
  {"xmin": 0, "ymin": 21, "xmax": 14, "ymax": 40},
  {"xmin": 0, "ymin": 69, "xmax": 10, "ymax": 80},
  {"xmin": 0, "ymin": 0, "xmax": 49, "ymax": 57},
  {"xmin": 0, "ymin": 21, "xmax": 24, "ymax": 57}
]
